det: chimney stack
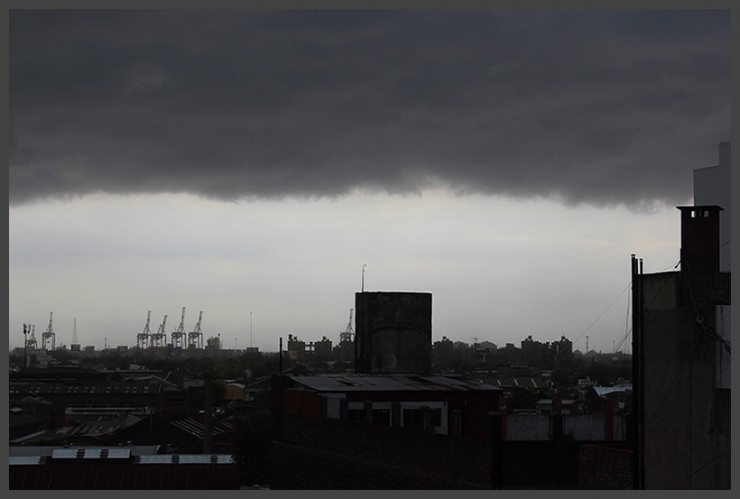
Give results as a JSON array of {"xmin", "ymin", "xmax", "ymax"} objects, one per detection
[{"xmin": 677, "ymin": 205, "xmax": 722, "ymax": 272}]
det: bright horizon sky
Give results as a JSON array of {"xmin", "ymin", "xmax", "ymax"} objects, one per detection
[
  {"xmin": 8, "ymin": 8, "xmax": 730, "ymax": 354},
  {"xmin": 9, "ymin": 190, "xmax": 685, "ymax": 353}
]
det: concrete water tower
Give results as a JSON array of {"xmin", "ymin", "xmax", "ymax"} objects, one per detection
[{"xmin": 355, "ymin": 291, "xmax": 432, "ymax": 375}]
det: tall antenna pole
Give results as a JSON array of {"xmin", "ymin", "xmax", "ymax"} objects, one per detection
[
  {"xmin": 250, "ymin": 311, "xmax": 253, "ymax": 348},
  {"xmin": 362, "ymin": 264, "xmax": 367, "ymax": 292}
]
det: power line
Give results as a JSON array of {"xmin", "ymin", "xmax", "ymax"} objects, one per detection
[
  {"xmin": 669, "ymin": 448, "xmax": 731, "ymax": 489},
  {"xmin": 572, "ymin": 281, "xmax": 631, "ymax": 347},
  {"xmin": 643, "ymin": 339, "xmax": 695, "ymax": 430}
]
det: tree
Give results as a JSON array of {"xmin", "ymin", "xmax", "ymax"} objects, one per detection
[
  {"xmin": 230, "ymin": 408, "xmax": 271, "ymax": 486},
  {"xmin": 506, "ymin": 387, "xmax": 539, "ymax": 411},
  {"xmin": 189, "ymin": 378, "xmax": 226, "ymax": 410}
]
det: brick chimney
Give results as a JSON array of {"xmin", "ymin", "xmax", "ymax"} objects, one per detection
[{"xmin": 677, "ymin": 205, "xmax": 722, "ymax": 272}]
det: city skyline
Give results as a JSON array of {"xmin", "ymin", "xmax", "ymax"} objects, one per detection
[{"xmin": 9, "ymin": 9, "xmax": 731, "ymax": 354}]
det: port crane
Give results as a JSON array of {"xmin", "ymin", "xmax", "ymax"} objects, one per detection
[
  {"xmin": 26, "ymin": 325, "xmax": 38, "ymax": 350},
  {"xmin": 137, "ymin": 311, "xmax": 152, "ymax": 349},
  {"xmin": 337, "ymin": 308, "xmax": 354, "ymax": 363},
  {"xmin": 41, "ymin": 312, "xmax": 56, "ymax": 351},
  {"xmin": 340, "ymin": 308, "xmax": 354, "ymax": 343},
  {"xmin": 151, "ymin": 314, "xmax": 168, "ymax": 347},
  {"xmin": 188, "ymin": 310, "xmax": 204, "ymax": 349},
  {"xmin": 171, "ymin": 307, "xmax": 187, "ymax": 349}
]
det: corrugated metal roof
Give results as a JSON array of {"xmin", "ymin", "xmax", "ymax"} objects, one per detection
[
  {"xmin": 10, "ymin": 457, "xmax": 240, "ymax": 489},
  {"xmin": 178, "ymin": 455, "xmax": 217, "ymax": 464},
  {"xmin": 289, "ymin": 374, "xmax": 501, "ymax": 393},
  {"xmin": 474, "ymin": 375, "xmax": 547, "ymax": 390},
  {"xmin": 536, "ymin": 399, "xmax": 576, "ymax": 405},
  {"xmin": 170, "ymin": 416, "xmax": 232, "ymax": 439},
  {"xmin": 54, "ymin": 423, "xmax": 122, "ymax": 437},
  {"xmin": 9, "ymin": 456, "xmax": 42, "ymax": 466},
  {"xmin": 107, "ymin": 448, "xmax": 131, "ymax": 459},
  {"xmin": 10, "ymin": 445, "xmax": 160, "ymax": 457},
  {"xmin": 82, "ymin": 449, "xmax": 102, "ymax": 459},
  {"xmin": 9, "ymin": 380, "xmax": 162, "ymax": 396},
  {"xmin": 139, "ymin": 455, "xmax": 175, "ymax": 464},
  {"xmin": 592, "ymin": 385, "xmax": 632, "ymax": 397},
  {"xmin": 51, "ymin": 449, "xmax": 78, "ymax": 459}
]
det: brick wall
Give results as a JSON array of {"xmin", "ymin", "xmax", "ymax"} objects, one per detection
[
  {"xmin": 10, "ymin": 462, "xmax": 241, "ymax": 489},
  {"xmin": 578, "ymin": 444, "xmax": 633, "ymax": 489},
  {"xmin": 272, "ymin": 442, "xmax": 488, "ymax": 489},
  {"xmin": 271, "ymin": 413, "xmax": 491, "ymax": 489},
  {"xmin": 498, "ymin": 440, "xmax": 580, "ymax": 488},
  {"xmin": 272, "ymin": 411, "xmax": 634, "ymax": 489}
]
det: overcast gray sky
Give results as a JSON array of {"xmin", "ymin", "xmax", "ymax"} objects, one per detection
[{"xmin": 8, "ymin": 8, "xmax": 731, "ymax": 353}]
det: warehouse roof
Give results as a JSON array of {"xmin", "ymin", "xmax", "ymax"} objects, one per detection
[{"xmin": 288, "ymin": 374, "xmax": 502, "ymax": 393}]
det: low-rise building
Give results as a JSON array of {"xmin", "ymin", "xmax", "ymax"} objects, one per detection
[{"xmin": 274, "ymin": 373, "xmax": 503, "ymax": 437}]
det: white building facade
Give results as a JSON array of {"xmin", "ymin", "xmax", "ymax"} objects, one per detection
[{"xmin": 693, "ymin": 141, "xmax": 731, "ymax": 388}]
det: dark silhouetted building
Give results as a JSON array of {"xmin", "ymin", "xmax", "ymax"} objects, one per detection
[
  {"xmin": 633, "ymin": 204, "xmax": 730, "ymax": 489},
  {"xmin": 355, "ymin": 291, "xmax": 432, "ymax": 375}
]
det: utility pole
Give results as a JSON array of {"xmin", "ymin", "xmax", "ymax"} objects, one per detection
[
  {"xmin": 631, "ymin": 254, "xmax": 645, "ymax": 489},
  {"xmin": 250, "ymin": 311, "xmax": 253, "ymax": 348},
  {"xmin": 203, "ymin": 371, "xmax": 213, "ymax": 454}
]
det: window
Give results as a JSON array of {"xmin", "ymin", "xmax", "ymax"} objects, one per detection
[
  {"xmin": 430, "ymin": 409, "xmax": 442, "ymax": 427},
  {"xmin": 347, "ymin": 409, "xmax": 364, "ymax": 422},
  {"xmin": 403, "ymin": 409, "xmax": 422, "ymax": 429},
  {"xmin": 372, "ymin": 409, "xmax": 390, "ymax": 425}
]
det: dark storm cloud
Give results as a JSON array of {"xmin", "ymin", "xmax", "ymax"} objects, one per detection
[{"xmin": 9, "ymin": 9, "xmax": 731, "ymax": 207}]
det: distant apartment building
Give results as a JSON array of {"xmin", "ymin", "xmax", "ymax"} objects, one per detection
[
  {"xmin": 311, "ymin": 336, "xmax": 333, "ymax": 361},
  {"xmin": 287, "ymin": 334, "xmax": 333, "ymax": 363},
  {"xmin": 521, "ymin": 335, "xmax": 573, "ymax": 366},
  {"xmin": 431, "ymin": 336, "xmax": 454, "ymax": 367},
  {"xmin": 286, "ymin": 334, "xmax": 306, "ymax": 360}
]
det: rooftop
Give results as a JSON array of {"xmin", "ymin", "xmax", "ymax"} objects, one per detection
[{"xmin": 289, "ymin": 374, "xmax": 502, "ymax": 392}]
